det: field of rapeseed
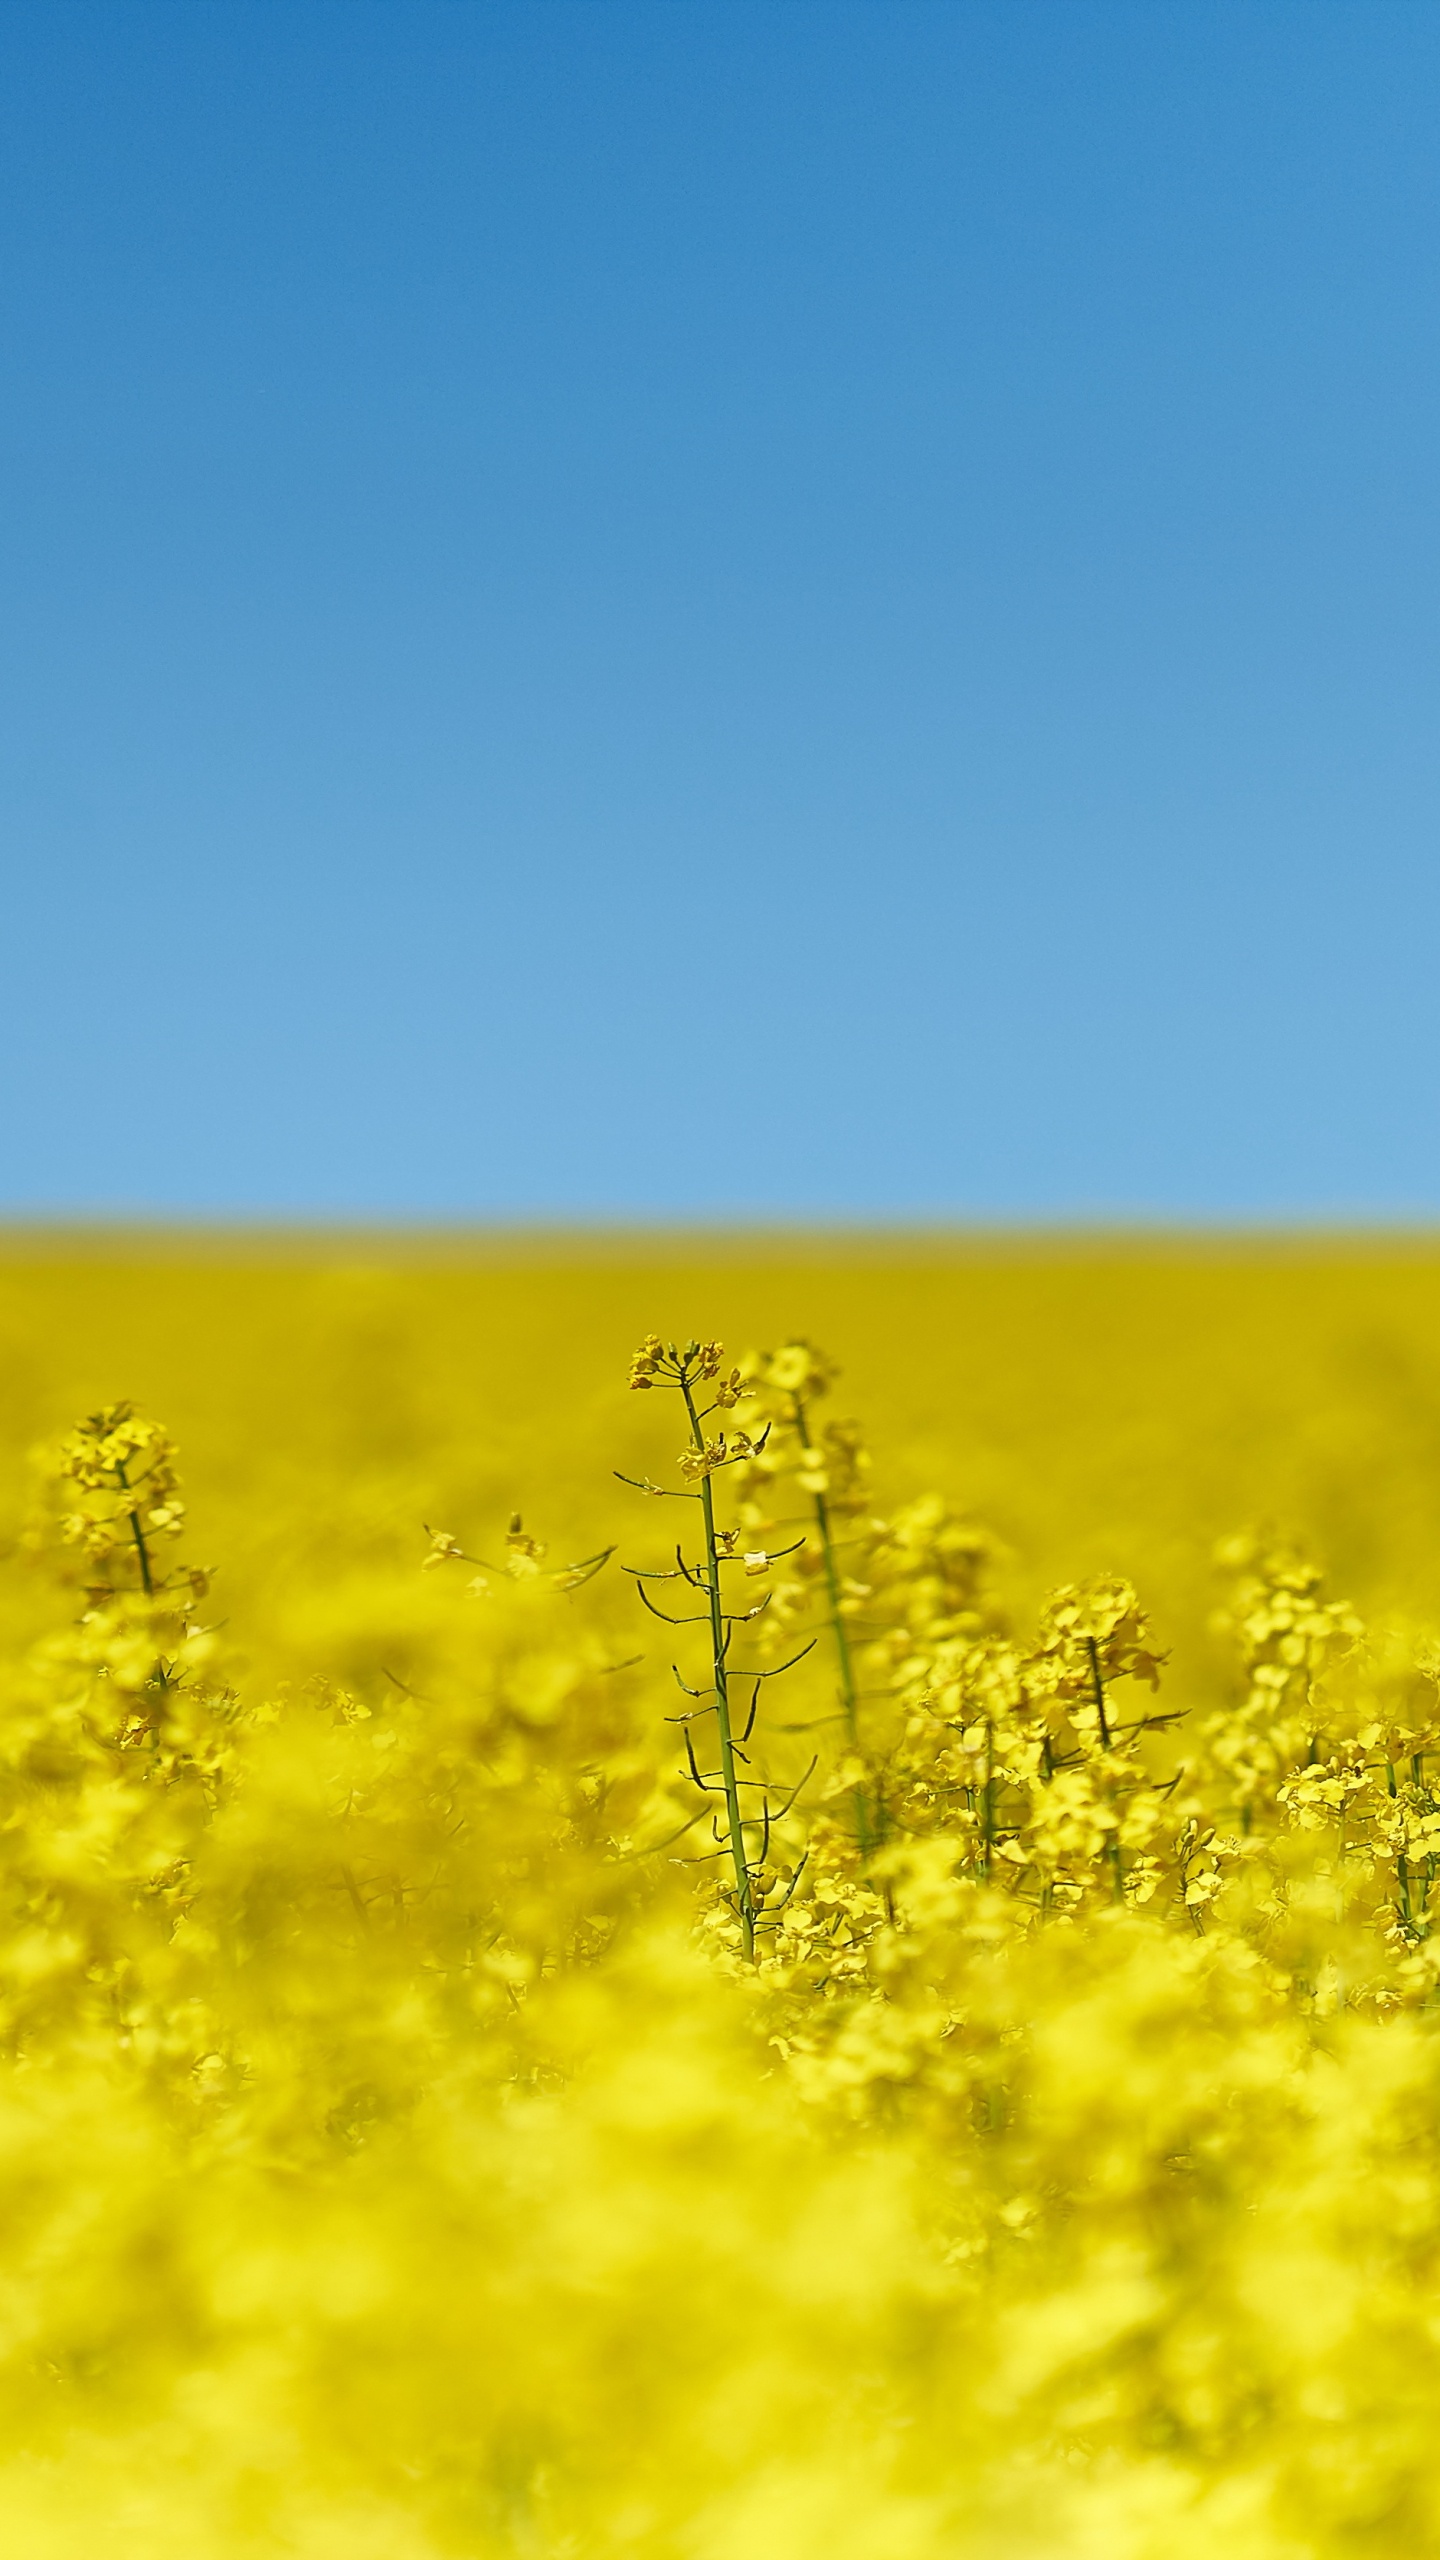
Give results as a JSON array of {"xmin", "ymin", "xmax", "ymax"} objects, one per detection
[{"xmin": 6, "ymin": 1234, "xmax": 1440, "ymax": 2555}]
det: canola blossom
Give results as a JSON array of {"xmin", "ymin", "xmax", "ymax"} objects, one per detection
[{"xmin": 3, "ymin": 1241, "xmax": 1440, "ymax": 2555}]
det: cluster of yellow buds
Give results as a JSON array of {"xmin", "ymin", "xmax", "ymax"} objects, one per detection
[
  {"xmin": 628, "ymin": 1335, "xmax": 747, "ymax": 1403},
  {"xmin": 792, "ymin": 1417, "xmax": 869, "ymax": 1515},
  {"xmin": 46, "ymin": 1401, "xmax": 187, "ymax": 1589},
  {"xmin": 628, "ymin": 1334, "xmax": 666, "ymax": 1390},
  {"xmin": 1031, "ymin": 1579, "xmax": 1166, "ymax": 1725},
  {"xmin": 677, "ymin": 1429, "xmax": 765, "ymax": 1481},
  {"xmin": 762, "ymin": 1339, "xmax": 839, "ymax": 1407}
]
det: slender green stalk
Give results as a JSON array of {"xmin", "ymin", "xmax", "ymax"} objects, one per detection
[
  {"xmin": 1387, "ymin": 1758, "xmax": 1416, "ymax": 1934},
  {"xmin": 1414, "ymin": 1755, "xmax": 1435, "ymax": 1931},
  {"xmin": 681, "ymin": 1377, "xmax": 757, "ymax": 1960},
  {"xmin": 792, "ymin": 1394, "xmax": 874, "ymax": 1856},
  {"xmin": 1086, "ymin": 1635, "xmax": 1125, "ymax": 1903},
  {"xmin": 115, "ymin": 1458, "xmax": 155, "ymax": 1596},
  {"xmin": 1085, "ymin": 1635, "xmax": 1111, "ymax": 1751}
]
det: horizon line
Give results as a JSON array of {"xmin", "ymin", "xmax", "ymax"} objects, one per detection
[{"xmin": 6, "ymin": 1214, "xmax": 1440, "ymax": 1261}]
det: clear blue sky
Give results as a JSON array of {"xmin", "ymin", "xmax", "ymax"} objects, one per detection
[{"xmin": 3, "ymin": 0, "xmax": 1439, "ymax": 1220}]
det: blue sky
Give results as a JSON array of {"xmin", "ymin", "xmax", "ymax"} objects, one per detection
[{"xmin": 3, "ymin": 0, "xmax": 1439, "ymax": 1220}]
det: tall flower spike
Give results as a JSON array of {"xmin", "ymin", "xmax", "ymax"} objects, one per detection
[
  {"xmin": 617, "ymin": 1332, "xmax": 810, "ymax": 1961},
  {"xmin": 47, "ymin": 1401, "xmax": 188, "ymax": 1598}
]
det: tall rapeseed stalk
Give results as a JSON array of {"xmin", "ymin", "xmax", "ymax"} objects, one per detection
[{"xmin": 623, "ymin": 1336, "xmax": 811, "ymax": 1959}]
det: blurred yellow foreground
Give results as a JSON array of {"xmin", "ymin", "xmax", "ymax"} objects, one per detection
[{"xmin": 0, "ymin": 1231, "xmax": 1438, "ymax": 2557}]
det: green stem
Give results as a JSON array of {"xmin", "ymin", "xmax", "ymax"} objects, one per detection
[
  {"xmin": 793, "ymin": 1396, "xmax": 874, "ymax": 1856},
  {"xmin": 1388, "ymin": 1760, "xmax": 1416, "ymax": 1930},
  {"xmin": 1085, "ymin": 1638, "xmax": 1124, "ymax": 1900},
  {"xmin": 681, "ymin": 1380, "xmax": 756, "ymax": 1961},
  {"xmin": 1085, "ymin": 1636, "xmax": 1111, "ymax": 1750},
  {"xmin": 115, "ymin": 1460, "xmax": 154, "ymax": 1596}
]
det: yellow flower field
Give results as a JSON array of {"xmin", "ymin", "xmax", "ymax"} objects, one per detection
[{"xmin": 4, "ymin": 1233, "xmax": 1440, "ymax": 2556}]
